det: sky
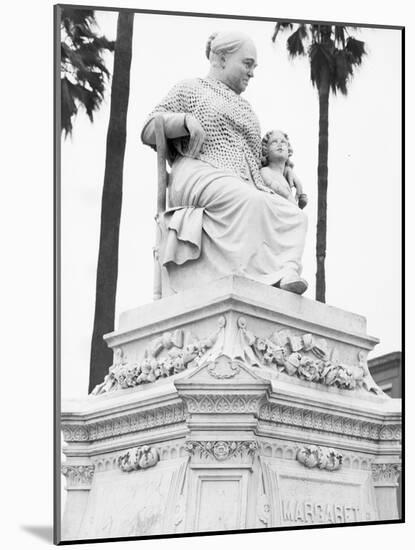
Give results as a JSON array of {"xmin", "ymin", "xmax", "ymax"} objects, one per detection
[{"xmin": 61, "ymin": 10, "xmax": 402, "ymax": 399}]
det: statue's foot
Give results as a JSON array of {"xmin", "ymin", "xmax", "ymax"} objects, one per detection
[{"xmin": 279, "ymin": 274, "xmax": 308, "ymax": 295}]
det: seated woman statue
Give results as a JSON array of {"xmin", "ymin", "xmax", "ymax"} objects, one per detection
[{"xmin": 141, "ymin": 30, "xmax": 308, "ymax": 295}]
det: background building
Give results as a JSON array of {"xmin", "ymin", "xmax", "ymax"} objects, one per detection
[
  {"xmin": 369, "ymin": 351, "xmax": 402, "ymax": 518},
  {"xmin": 369, "ymin": 351, "xmax": 402, "ymax": 398}
]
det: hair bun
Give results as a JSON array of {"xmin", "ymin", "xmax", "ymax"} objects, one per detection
[{"xmin": 205, "ymin": 32, "xmax": 218, "ymax": 59}]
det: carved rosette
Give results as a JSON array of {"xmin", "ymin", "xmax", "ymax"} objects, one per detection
[
  {"xmin": 185, "ymin": 440, "xmax": 258, "ymax": 463},
  {"xmin": 296, "ymin": 445, "xmax": 343, "ymax": 471},
  {"xmin": 371, "ymin": 462, "xmax": 401, "ymax": 486},
  {"xmin": 118, "ymin": 445, "xmax": 160, "ymax": 472},
  {"xmin": 61, "ymin": 464, "xmax": 95, "ymax": 490}
]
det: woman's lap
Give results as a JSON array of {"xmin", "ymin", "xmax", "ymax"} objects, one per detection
[{"xmin": 164, "ymin": 157, "xmax": 307, "ymax": 291}]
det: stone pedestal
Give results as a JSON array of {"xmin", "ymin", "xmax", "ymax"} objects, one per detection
[{"xmin": 61, "ymin": 276, "xmax": 401, "ymax": 541}]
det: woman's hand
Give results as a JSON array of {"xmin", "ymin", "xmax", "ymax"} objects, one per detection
[{"xmin": 184, "ymin": 115, "xmax": 206, "ymax": 157}]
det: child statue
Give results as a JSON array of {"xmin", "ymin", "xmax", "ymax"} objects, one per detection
[{"xmin": 260, "ymin": 130, "xmax": 308, "ymax": 210}]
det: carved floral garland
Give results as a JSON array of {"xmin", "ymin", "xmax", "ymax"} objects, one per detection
[
  {"xmin": 92, "ymin": 318, "xmax": 226, "ymax": 395},
  {"xmin": 92, "ymin": 316, "xmax": 381, "ymax": 395},
  {"xmin": 236, "ymin": 317, "xmax": 381, "ymax": 394}
]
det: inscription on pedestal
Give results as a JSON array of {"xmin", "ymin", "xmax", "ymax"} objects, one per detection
[
  {"xmin": 281, "ymin": 500, "xmax": 360, "ymax": 525},
  {"xmin": 261, "ymin": 458, "xmax": 377, "ymax": 527}
]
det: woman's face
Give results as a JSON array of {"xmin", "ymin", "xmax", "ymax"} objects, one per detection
[
  {"xmin": 221, "ymin": 40, "xmax": 258, "ymax": 94},
  {"xmin": 267, "ymin": 131, "xmax": 290, "ymax": 162}
]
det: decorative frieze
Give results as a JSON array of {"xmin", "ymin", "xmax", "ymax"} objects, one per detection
[
  {"xmin": 91, "ymin": 315, "xmax": 383, "ymax": 396},
  {"xmin": 258, "ymin": 403, "xmax": 401, "ymax": 442},
  {"xmin": 61, "ymin": 464, "xmax": 95, "ymax": 490},
  {"xmin": 183, "ymin": 394, "xmax": 261, "ymax": 414},
  {"xmin": 62, "ymin": 400, "xmax": 400, "ymax": 445},
  {"xmin": 371, "ymin": 462, "xmax": 401, "ymax": 485},
  {"xmin": 259, "ymin": 441, "xmax": 373, "ymax": 470},
  {"xmin": 118, "ymin": 445, "xmax": 160, "ymax": 472},
  {"xmin": 296, "ymin": 445, "xmax": 343, "ymax": 471},
  {"xmin": 62, "ymin": 403, "xmax": 187, "ymax": 442},
  {"xmin": 185, "ymin": 440, "xmax": 258, "ymax": 462}
]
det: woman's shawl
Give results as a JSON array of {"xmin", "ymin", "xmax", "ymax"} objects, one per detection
[{"xmin": 142, "ymin": 77, "xmax": 263, "ymax": 188}]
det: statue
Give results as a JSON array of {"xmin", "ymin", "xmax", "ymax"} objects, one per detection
[
  {"xmin": 141, "ymin": 30, "xmax": 308, "ymax": 296},
  {"xmin": 260, "ymin": 130, "xmax": 308, "ymax": 209}
]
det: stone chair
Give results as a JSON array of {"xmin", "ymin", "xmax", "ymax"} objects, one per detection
[{"xmin": 152, "ymin": 115, "xmax": 171, "ymax": 300}]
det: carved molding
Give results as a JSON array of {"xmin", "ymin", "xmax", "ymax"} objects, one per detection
[
  {"xmin": 183, "ymin": 394, "xmax": 261, "ymax": 414},
  {"xmin": 185, "ymin": 440, "xmax": 258, "ymax": 462},
  {"xmin": 296, "ymin": 445, "xmax": 342, "ymax": 471},
  {"xmin": 259, "ymin": 441, "xmax": 374, "ymax": 470},
  {"xmin": 61, "ymin": 464, "xmax": 95, "ymax": 490},
  {"xmin": 371, "ymin": 462, "xmax": 401, "ymax": 485},
  {"xmin": 258, "ymin": 403, "xmax": 401, "ymax": 442},
  {"xmin": 62, "ymin": 403, "xmax": 187, "ymax": 442},
  {"xmin": 92, "ymin": 443, "xmax": 186, "ymax": 472},
  {"xmin": 118, "ymin": 445, "xmax": 159, "ymax": 472}
]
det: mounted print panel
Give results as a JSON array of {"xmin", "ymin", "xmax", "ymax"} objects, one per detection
[{"xmin": 55, "ymin": 3, "xmax": 403, "ymax": 545}]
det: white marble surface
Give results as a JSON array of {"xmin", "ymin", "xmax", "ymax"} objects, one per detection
[{"xmin": 61, "ymin": 277, "xmax": 401, "ymax": 540}]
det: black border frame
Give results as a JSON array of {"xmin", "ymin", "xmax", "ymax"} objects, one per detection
[{"xmin": 54, "ymin": 4, "xmax": 405, "ymax": 545}]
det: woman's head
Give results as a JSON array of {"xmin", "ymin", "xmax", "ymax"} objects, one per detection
[
  {"xmin": 261, "ymin": 130, "xmax": 293, "ymax": 167},
  {"xmin": 206, "ymin": 31, "xmax": 257, "ymax": 94}
]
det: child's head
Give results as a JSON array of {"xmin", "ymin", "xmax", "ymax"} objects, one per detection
[{"xmin": 261, "ymin": 130, "xmax": 293, "ymax": 167}]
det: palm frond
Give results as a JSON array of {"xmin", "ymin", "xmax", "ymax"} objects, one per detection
[
  {"xmin": 272, "ymin": 21, "xmax": 294, "ymax": 42},
  {"xmin": 334, "ymin": 25, "xmax": 346, "ymax": 48},
  {"xmin": 287, "ymin": 25, "xmax": 308, "ymax": 57},
  {"xmin": 345, "ymin": 36, "xmax": 366, "ymax": 64},
  {"xmin": 60, "ymin": 8, "xmax": 114, "ymax": 137},
  {"xmin": 332, "ymin": 49, "xmax": 354, "ymax": 94}
]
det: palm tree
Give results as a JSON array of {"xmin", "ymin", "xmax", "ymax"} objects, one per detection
[
  {"xmin": 60, "ymin": 8, "xmax": 114, "ymax": 137},
  {"xmin": 272, "ymin": 23, "xmax": 366, "ymax": 303},
  {"xmin": 88, "ymin": 12, "xmax": 134, "ymax": 393}
]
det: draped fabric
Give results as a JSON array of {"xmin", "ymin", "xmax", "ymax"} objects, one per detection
[{"xmin": 141, "ymin": 77, "xmax": 307, "ymax": 294}]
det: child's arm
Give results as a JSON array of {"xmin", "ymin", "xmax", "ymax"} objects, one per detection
[{"xmin": 284, "ymin": 166, "xmax": 308, "ymax": 209}]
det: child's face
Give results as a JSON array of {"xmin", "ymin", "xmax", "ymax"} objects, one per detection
[{"xmin": 267, "ymin": 131, "xmax": 290, "ymax": 162}]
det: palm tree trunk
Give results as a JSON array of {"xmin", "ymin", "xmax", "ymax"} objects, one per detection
[
  {"xmin": 88, "ymin": 12, "xmax": 134, "ymax": 393},
  {"xmin": 316, "ymin": 69, "xmax": 330, "ymax": 303}
]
